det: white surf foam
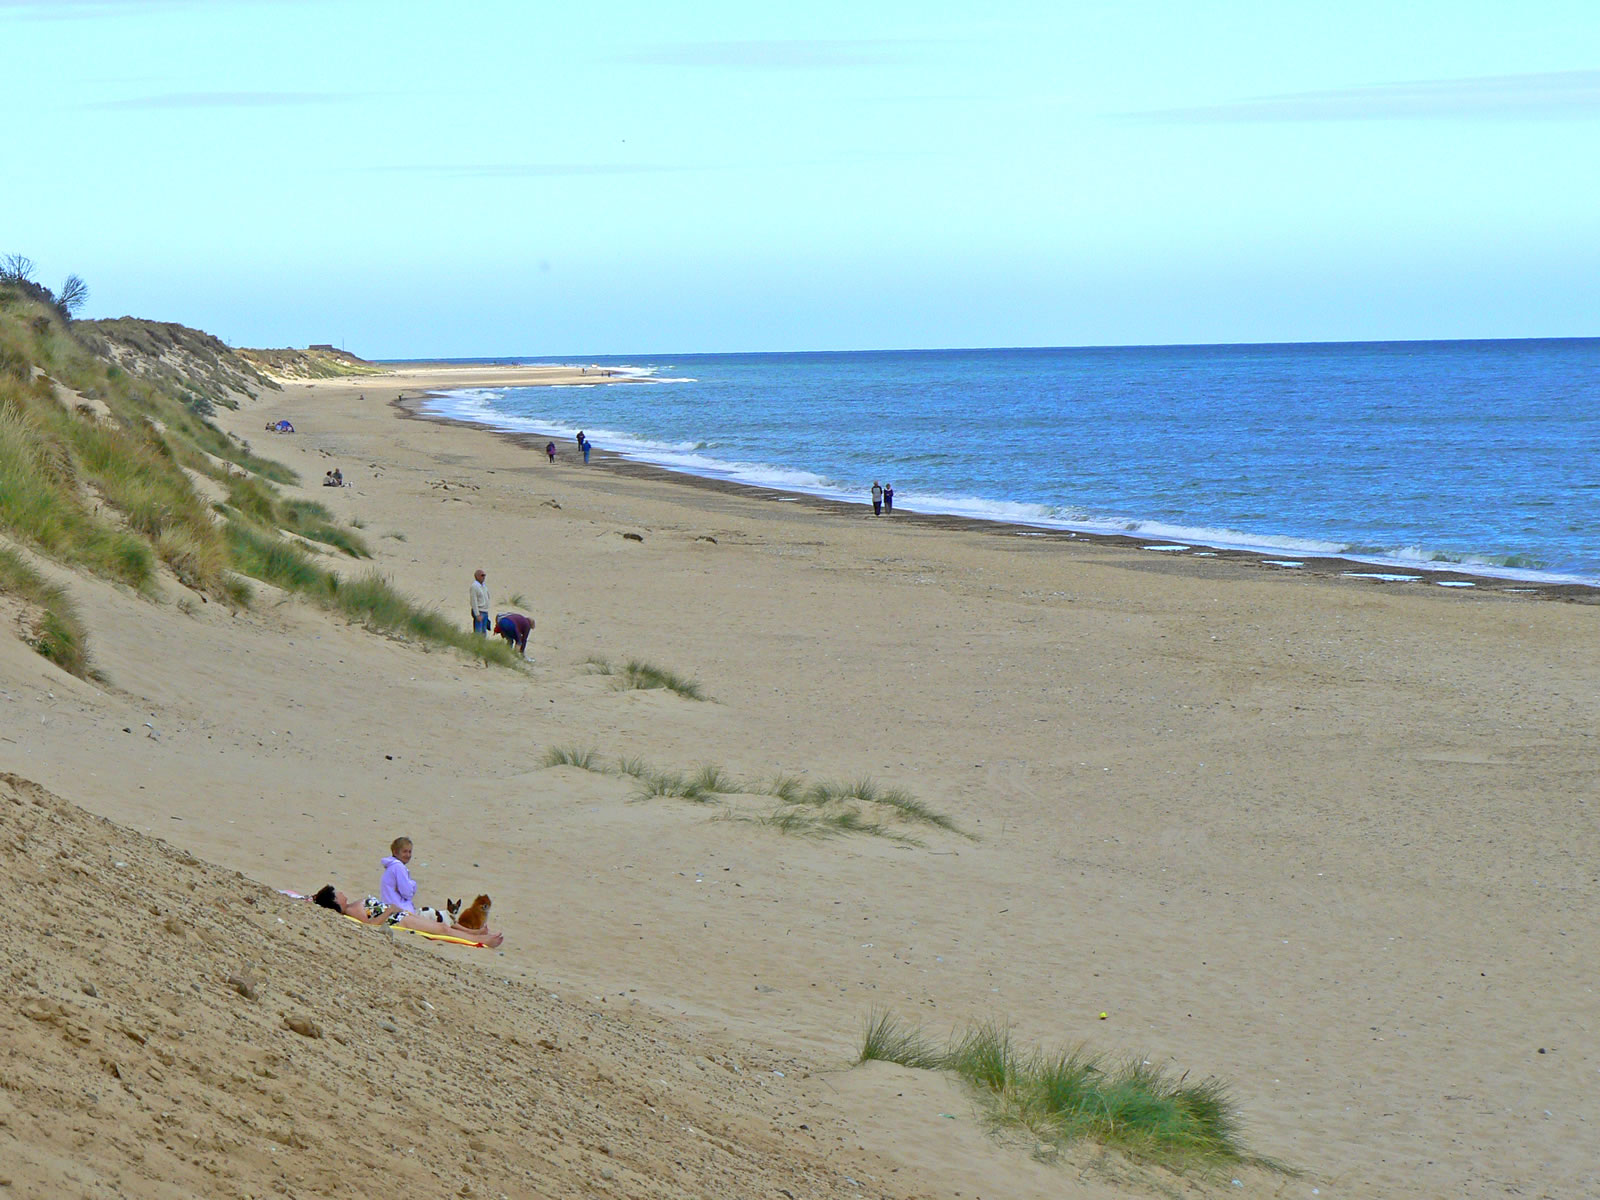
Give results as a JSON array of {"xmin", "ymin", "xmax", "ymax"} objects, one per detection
[{"xmin": 420, "ymin": 387, "xmax": 1600, "ymax": 590}]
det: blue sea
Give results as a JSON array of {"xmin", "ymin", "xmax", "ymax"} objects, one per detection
[{"xmin": 417, "ymin": 340, "xmax": 1600, "ymax": 587}]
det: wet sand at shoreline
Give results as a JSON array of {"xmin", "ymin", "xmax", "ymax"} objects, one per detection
[{"xmin": 393, "ymin": 368, "xmax": 1599, "ymax": 605}]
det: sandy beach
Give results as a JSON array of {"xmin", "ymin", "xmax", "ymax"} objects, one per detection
[{"xmin": 6, "ymin": 365, "xmax": 1597, "ymax": 1199}]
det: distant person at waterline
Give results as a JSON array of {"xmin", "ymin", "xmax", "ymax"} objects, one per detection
[
  {"xmin": 883, "ymin": 483, "xmax": 894, "ymax": 514},
  {"xmin": 578, "ymin": 431, "xmax": 591, "ymax": 464},
  {"xmin": 545, "ymin": 441, "xmax": 556, "ymax": 464},
  {"xmin": 469, "ymin": 569, "xmax": 490, "ymax": 636},
  {"xmin": 870, "ymin": 481, "xmax": 883, "ymax": 516}
]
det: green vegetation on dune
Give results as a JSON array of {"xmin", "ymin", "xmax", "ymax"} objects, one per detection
[
  {"xmin": 0, "ymin": 268, "xmax": 512, "ymax": 673},
  {"xmin": 582, "ymin": 655, "xmax": 708, "ymax": 700},
  {"xmin": 0, "ymin": 548, "xmax": 90, "ymax": 677},
  {"xmin": 535, "ymin": 746, "xmax": 966, "ymax": 841},
  {"xmin": 858, "ymin": 1012, "xmax": 1277, "ymax": 1174},
  {"xmin": 237, "ymin": 345, "xmax": 386, "ymax": 379}
]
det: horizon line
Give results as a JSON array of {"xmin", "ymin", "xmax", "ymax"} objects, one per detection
[{"xmin": 364, "ymin": 333, "xmax": 1600, "ymax": 362}]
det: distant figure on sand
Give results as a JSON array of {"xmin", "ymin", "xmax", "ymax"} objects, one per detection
[
  {"xmin": 871, "ymin": 481, "xmax": 883, "ymax": 516},
  {"xmin": 577, "ymin": 432, "xmax": 591, "ymax": 464},
  {"xmin": 545, "ymin": 441, "xmax": 556, "ymax": 463},
  {"xmin": 883, "ymin": 483, "xmax": 894, "ymax": 514},
  {"xmin": 324, "ymin": 471, "xmax": 338, "ymax": 487},
  {"xmin": 494, "ymin": 612, "xmax": 533, "ymax": 655},
  {"xmin": 469, "ymin": 569, "xmax": 491, "ymax": 636}
]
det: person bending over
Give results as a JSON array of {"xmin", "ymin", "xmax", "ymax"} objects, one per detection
[{"xmin": 494, "ymin": 612, "xmax": 533, "ymax": 655}]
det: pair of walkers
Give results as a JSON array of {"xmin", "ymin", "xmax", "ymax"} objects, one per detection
[
  {"xmin": 469, "ymin": 568, "xmax": 533, "ymax": 654},
  {"xmin": 870, "ymin": 481, "xmax": 895, "ymax": 516}
]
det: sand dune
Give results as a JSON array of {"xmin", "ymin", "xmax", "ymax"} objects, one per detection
[{"xmin": 4, "ymin": 368, "xmax": 1596, "ymax": 1199}]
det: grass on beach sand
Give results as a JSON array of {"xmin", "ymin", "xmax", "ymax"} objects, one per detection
[
  {"xmin": 537, "ymin": 748, "xmax": 965, "ymax": 840},
  {"xmin": 859, "ymin": 1012, "xmax": 1275, "ymax": 1174},
  {"xmin": 0, "ymin": 547, "xmax": 91, "ymax": 677},
  {"xmin": 582, "ymin": 655, "xmax": 707, "ymax": 700}
]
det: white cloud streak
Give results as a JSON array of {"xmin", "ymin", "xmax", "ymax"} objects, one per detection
[
  {"xmin": 622, "ymin": 39, "xmax": 910, "ymax": 69},
  {"xmin": 1125, "ymin": 70, "xmax": 1600, "ymax": 123},
  {"xmin": 88, "ymin": 90, "xmax": 354, "ymax": 109}
]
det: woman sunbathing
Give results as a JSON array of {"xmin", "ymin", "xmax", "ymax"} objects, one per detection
[{"xmin": 311, "ymin": 885, "xmax": 504, "ymax": 947}]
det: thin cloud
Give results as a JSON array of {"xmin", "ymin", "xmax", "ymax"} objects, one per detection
[
  {"xmin": 1, "ymin": 0, "xmax": 288, "ymax": 14},
  {"xmin": 623, "ymin": 38, "xmax": 910, "ymax": 69},
  {"xmin": 364, "ymin": 162, "xmax": 700, "ymax": 179},
  {"xmin": 89, "ymin": 90, "xmax": 354, "ymax": 110},
  {"xmin": 365, "ymin": 150, "xmax": 943, "ymax": 179},
  {"xmin": 0, "ymin": 0, "xmax": 318, "ymax": 18},
  {"xmin": 1124, "ymin": 69, "xmax": 1600, "ymax": 123}
]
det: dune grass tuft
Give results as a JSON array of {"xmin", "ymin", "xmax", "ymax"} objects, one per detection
[
  {"xmin": 0, "ymin": 547, "xmax": 90, "ymax": 676},
  {"xmin": 797, "ymin": 777, "xmax": 967, "ymax": 837},
  {"xmin": 634, "ymin": 766, "xmax": 721, "ymax": 803},
  {"xmin": 622, "ymin": 658, "xmax": 706, "ymax": 699},
  {"xmin": 757, "ymin": 807, "xmax": 837, "ymax": 838},
  {"xmin": 860, "ymin": 1010, "xmax": 944, "ymax": 1071},
  {"xmin": 582, "ymin": 655, "xmax": 707, "ymax": 700},
  {"xmin": 763, "ymin": 774, "xmax": 805, "ymax": 804},
  {"xmin": 615, "ymin": 754, "xmax": 650, "ymax": 778},
  {"xmin": 542, "ymin": 745, "xmax": 601, "ymax": 770},
  {"xmin": 856, "ymin": 1013, "xmax": 1271, "ymax": 1173}
]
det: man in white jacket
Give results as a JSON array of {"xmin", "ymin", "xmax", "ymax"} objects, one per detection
[{"xmin": 469, "ymin": 568, "xmax": 491, "ymax": 636}]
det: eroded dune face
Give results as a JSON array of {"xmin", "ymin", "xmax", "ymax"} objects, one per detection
[{"xmin": 0, "ymin": 773, "xmax": 865, "ymax": 1200}]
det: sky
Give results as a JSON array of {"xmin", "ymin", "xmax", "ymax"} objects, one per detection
[{"xmin": 2, "ymin": 0, "xmax": 1597, "ymax": 355}]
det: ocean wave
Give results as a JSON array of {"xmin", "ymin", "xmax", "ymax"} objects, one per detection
[{"xmin": 420, "ymin": 387, "xmax": 1598, "ymax": 589}]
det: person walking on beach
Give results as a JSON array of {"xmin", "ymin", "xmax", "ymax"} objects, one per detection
[
  {"xmin": 545, "ymin": 441, "xmax": 556, "ymax": 464},
  {"xmin": 578, "ymin": 432, "xmax": 591, "ymax": 465},
  {"xmin": 469, "ymin": 569, "xmax": 491, "ymax": 636},
  {"xmin": 871, "ymin": 481, "xmax": 883, "ymax": 516},
  {"xmin": 883, "ymin": 482, "xmax": 894, "ymax": 514}
]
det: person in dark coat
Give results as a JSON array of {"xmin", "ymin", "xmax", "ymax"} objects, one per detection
[{"xmin": 493, "ymin": 612, "xmax": 534, "ymax": 655}]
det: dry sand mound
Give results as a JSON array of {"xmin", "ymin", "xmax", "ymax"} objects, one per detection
[{"xmin": 0, "ymin": 773, "xmax": 865, "ymax": 1200}]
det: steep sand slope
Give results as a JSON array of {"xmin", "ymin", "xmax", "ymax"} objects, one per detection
[{"xmin": 0, "ymin": 772, "xmax": 892, "ymax": 1199}]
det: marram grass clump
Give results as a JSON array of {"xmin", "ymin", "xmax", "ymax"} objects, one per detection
[
  {"xmin": 582, "ymin": 655, "xmax": 707, "ymax": 700},
  {"xmin": 542, "ymin": 745, "xmax": 600, "ymax": 770},
  {"xmin": 0, "ymin": 547, "xmax": 91, "ymax": 677},
  {"xmin": 534, "ymin": 748, "xmax": 968, "ymax": 842},
  {"xmin": 857, "ymin": 1011, "xmax": 1278, "ymax": 1174}
]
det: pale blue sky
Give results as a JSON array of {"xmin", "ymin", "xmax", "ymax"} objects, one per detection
[{"xmin": 3, "ymin": 0, "xmax": 1597, "ymax": 355}]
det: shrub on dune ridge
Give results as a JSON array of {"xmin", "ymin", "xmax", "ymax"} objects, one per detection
[{"xmin": 856, "ymin": 1012, "xmax": 1275, "ymax": 1173}]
